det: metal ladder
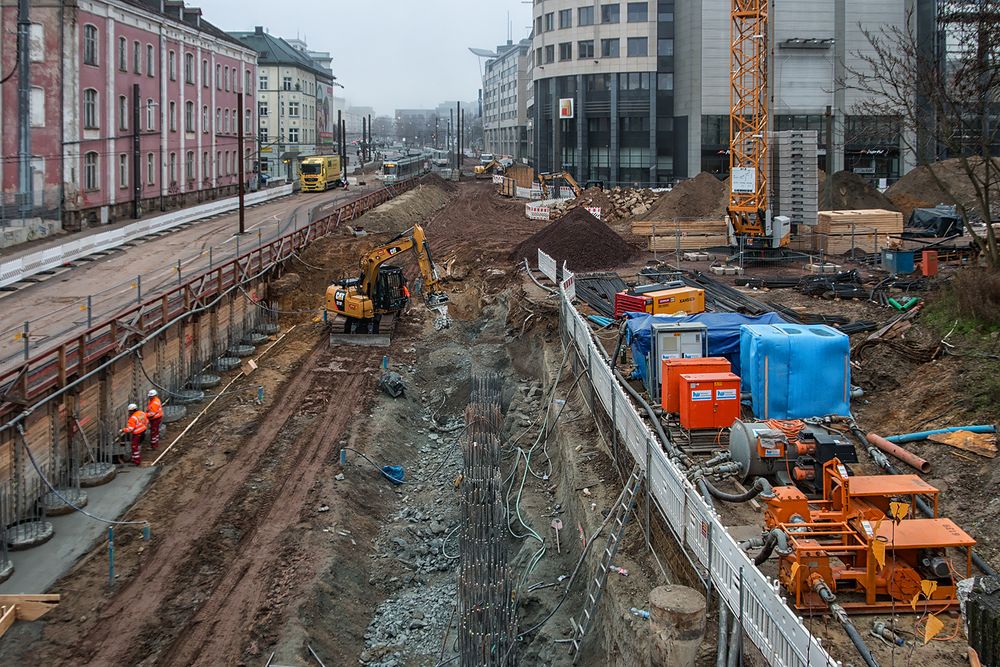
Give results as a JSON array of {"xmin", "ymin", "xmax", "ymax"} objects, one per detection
[{"xmin": 568, "ymin": 464, "xmax": 644, "ymax": 662}]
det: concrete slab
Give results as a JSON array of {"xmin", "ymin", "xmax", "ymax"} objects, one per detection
[{"xmin": 0, "ymin": 466, "xmax": 158, "ymax": 594}]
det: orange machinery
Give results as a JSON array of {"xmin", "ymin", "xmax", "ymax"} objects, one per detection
[
  {"xmin": 764, "ymin": 458, "xmax": 975, "ymax": 613},
  {"xmin": 678, "ymin": 372, "xmax": 741, "ymax": 430},
  {"xmin": 661, "ymin": 357, "xmax": 731, "ymax": 414}
]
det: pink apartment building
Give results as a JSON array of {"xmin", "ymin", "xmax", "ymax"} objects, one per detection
[{"xmin": 0, "ymin": 0, "xmax": 257, "ymax": 230}]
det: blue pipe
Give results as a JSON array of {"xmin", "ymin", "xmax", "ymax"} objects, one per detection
[{"xmin": 885, "ymin": 425, "xmax": 996, "ymax": 443}]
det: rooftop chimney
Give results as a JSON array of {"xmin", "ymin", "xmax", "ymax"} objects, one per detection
[{"xmin": 255, "ymin": 26, "xmax": 264, "ymax": 35}]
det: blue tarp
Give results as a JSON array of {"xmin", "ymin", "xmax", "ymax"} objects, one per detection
[{"xmin": 624, "ymin": 311, "xmax": 787, "ymax": 383}]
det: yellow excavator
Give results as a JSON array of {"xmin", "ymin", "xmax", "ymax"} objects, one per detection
[
  {"xmin": 538, "ymin": 170, "xmax": 582, "ymax": 198},
  {"xmin": 474, "ymin": 159, "xmax": 504, "ymax": 179},
  {"xmin": 325, "ymin": 224, "xmax": 449, "ymax": 333}
]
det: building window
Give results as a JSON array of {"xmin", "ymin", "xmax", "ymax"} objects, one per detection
[
  {"xmin": 288, "ymin": 127, "xmax": 299, "ymax": 143},
  {"xmin": 559, "ymin": 8, "xmax": 572, "ymax": 29},
  {"xmin": 578, "ymin": 40, "xmax": 595, "ymax": 59},
  {"xmin": 282, "ymin": 76, "xmax": 292, "ymax": 91},
  {"xmin": 627, "ymin": 37, "xmax": 648, "ymax": 57},
  {"xmin": 29, "ymin": 87, "xmax": 44, "ymax": 127},
  {"xmin": 118, "ymin": 95, "xmax": 128, "ymax": 130},
  {"xmin": 185, "ymin": 53, "xmax": 194, "ymax": 84},
  {"xmin": 535, "ymin": 16, "xmax": 542, "ymax": 34},
  {"xmin": 627, "ymin": 2, "xmax": 648, "ymax": 22},
  {"xmin": 587, "ymin": 74, "xmax": 611, "ymax": 92},
  {"xmin": 258, "ymin": 101, "xmax": 268, "ymax": 116},
  {"xmin": 119, "ymin": 154, "xmax": 128, "ymax": 188},
  {"xmin": 658, "ymin": 38, "xmax": 673, "ymax": 56},
  {"xmin": 245, "ymin": 70, "xmax": 251, "ymax": 93},
  {"xmin": 544, "ymin": 12, "xmax": 554, "ymax": 31},
  {"xmin": 186, "ymin": 151, "xmax": 194, "ymax": 181},
  {"xmin": 224, "ymin": 66, "xmax": 230, "ymax": 91},
  {"xmin": 146, "ymin": 152, "xmax": 155, "ymax": 185},
  {"xmin": 259, "ymin": 127, "xmax": 268, "ymax": 143},
  {"xmin": 216, "ymin": 64, "xmax": 221, "ymax": 89},
  {"xmin": 288, "ymin": 101, "xmax": 300, "ymax": 117},
  {"xmin": 601, "ymin": 4, "xmax": 620, "ymax": 23},
  {"xmin": 544, "ymin": 45, "xmax": 554, "ymax": 64},
  {"xmin": 185, "ymin": 101, "xmax": 194, "ymax": 132},
  {"xmin": 83, "ymin": 25, "xmax": 98, "ymax": 66},
  {"xmin": 169, "ymin": 152, "xmax": 177, "ymax": 183},
  {"xmin": 216, "ymin": 151, "xmax": 222, "ymax": 175},
  {"xmin": 169, "ymin": 101, "xmax": 176, "ymax": 131},
  {"xmin": 146, "ymin": 98, "xmax": 155, "ymax": 130},
  {"xmin": 658, "ymin": 2, "xmax": 674, "ymax": 21},
  {"xmin": 168, "ymin": 50, "xmax": 176, "ymax": 80},
  {"xmin": 202, "ymin": 59, "xmax": 209, "ymax": 87},
  {"xmin": 118, "ymin": 37, "xmax": 127, "ymax": 71},
  {"xmin": 202, "ymin": 151, "xmax": 209, "ymax": 179},
  {"xmin": 559, "ymin": 42, "xmax": 572, "ymax": 61},
  {"xmin": 579, "ymin": 6, "xmax": 594, "ymax": 26},
  {"xmin": 147, "ymin": 44, "xmax": 154, "ymax": 75},
  {"xmin": 259, "ymin": 74, "xmax": 268, "ymax": 90},
  {"xmin": 29, "ymin": 23, "xmax": 43, "ymax": 62},
  {"xmin": 657, "ymin": 72, "xmax": 674, "ymax": 90},
  {"xmin": 202, "ymin": 105, "xmax": 209, "ymax": 132},
  {"xmin": 224, "ymin": 109, "xmax": 230, "ymax": 133},
  {"xmin": 601, "ymin": 38, "xmax": 620, "ymax": 58},
  {"xmin": 216, "ymin": 107, "xmax": 221, "ymax": 131},
  {"xmin": 133, "ymin": 41, "xmax": 141, "ymax": 73},
  {"xmin": 84, "ymin": 152, "xmax": 99, "ymax": 190},
  {"xmin": 620, "ymin": 72, "xmax": 651, "ymax": 90}
]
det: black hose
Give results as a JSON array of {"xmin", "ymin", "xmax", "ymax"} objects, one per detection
[
  {"xmin": 753, "ymin": 532, "xmax": 777, "ymax": 566},
  {"xmin": 697, "ymin": 478, "xmax": 716, "ymax": 511},
  {"xmin": 843, "ymin": 618, "xmax": 880, "ymax": 667},
  {"xmin": 613, "ymin": 368, "xmax": 691, "ymax": 467},
  {"xmin": 702, "ymin": 479, "xmax": 764, "ymax": 503},
  {"xmin": 609, "ymin": 321, "xmax": 627, "ymax": 374}
]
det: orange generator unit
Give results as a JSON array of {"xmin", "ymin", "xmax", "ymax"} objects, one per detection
[
  {"xmin": 645, "ymin": 287, "xmax": 706, "ymax": 315},
  {"xmin": 661, "ymin": 357, "xmax": 731, "ymax": 414},
  {"xmin": 678, "ymin": 372, "xmax": 741, "ymax": 430}
]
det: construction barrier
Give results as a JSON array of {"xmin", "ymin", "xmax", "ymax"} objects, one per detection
[
  {"xmin": 0, "ymin": 185, "xmax": 294, "ymax": 290},
  {"xmin": 526, "ymin": 204, "xmax": 551, "ymax": 221},
  {"xmin": 585, "ymin": 207, "xmax": 602, "ymax": 220},
  {"xmin": 558, "ymin": 283, "xmax": 837, "ymax": 667},
  {"xmin": 492, "ymin": 174, "xmax": 504, "ymax": 185},
  {"xmin": 537, "ymin": 250, "xmax": 558, "ymax": 284}
]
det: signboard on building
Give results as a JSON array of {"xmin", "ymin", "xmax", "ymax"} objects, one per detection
[
  {"xmin": 731, "ymin": 167, "xmax": 756, "ymax": 194},
  {"xmin": 559, "ymin": 98, "xmax": 575, "ymax": 119},
  {"xmin": 317, "ymin": 83, "xmax": 335, "ymax": 145}
]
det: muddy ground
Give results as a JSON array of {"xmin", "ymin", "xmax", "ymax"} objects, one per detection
[{"xmin": 1, "ymin": 177, "xmax": 995, "ymax": 667}]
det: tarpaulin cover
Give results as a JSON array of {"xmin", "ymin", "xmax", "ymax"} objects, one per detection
[
  {"xmin": 906, "ymin": 205, "xmax": 963, "ymax": 238},
  {"xmin": 740, "ymin": 324, "xmax": 851, "ymax": 419},
  {"xmin": 624, "ymin": 312, "xmax": 786, "ymax": 383}
]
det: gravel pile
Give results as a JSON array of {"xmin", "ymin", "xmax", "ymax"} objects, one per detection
[{"xmin": 361, "ymin": 581, "xmax": 458, "ymax": 666}]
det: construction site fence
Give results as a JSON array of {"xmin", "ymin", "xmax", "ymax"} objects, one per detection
[
  {"xmin": 0, "ymin": 185, "xmax": 294, "ymax": 291},
  {"xmin": 557, "ymin": 288, "xmax": 838, "ymax": 667}
]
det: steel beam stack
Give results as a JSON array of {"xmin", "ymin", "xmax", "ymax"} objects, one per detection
[{"xmin": 458, "ymin": 373, "xmax": 516, "ymax": 666}]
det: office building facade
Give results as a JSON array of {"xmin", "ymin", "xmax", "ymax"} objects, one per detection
[{"xmin": 482, "ymin": 38, "xmax": 532, "ymax": 160}]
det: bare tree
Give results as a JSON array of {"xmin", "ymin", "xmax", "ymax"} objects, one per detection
[{"xmin": 843, "ymin": 1, "xmax": 1000, "ymax": 268}]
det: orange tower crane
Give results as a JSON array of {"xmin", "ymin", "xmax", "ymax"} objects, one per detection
[{"xmin": 728, "ymin": 0, "xmax": 785, "ymax": 248}]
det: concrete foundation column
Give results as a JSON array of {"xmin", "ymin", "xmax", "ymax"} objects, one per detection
[{"xmin": 649, "ymin": 584, "xmax": 706, "ymax": 667}]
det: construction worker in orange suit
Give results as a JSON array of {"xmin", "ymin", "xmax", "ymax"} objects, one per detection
[
  {"xmin": 121, "ymin": 403, "xmax": 148, "ymax": 466},
  {"xmin": 146, "ymin": 389, "xmax": 163, "ymax": 449}
]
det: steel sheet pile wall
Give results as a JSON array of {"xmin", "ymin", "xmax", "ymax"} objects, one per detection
[
  {"xmin": 0, "ymin": 180, "xmax": 419, "ymax": 559},
  {"xmin": 459, "ymin": 373, "xmax": 517, "ymax": 666},
  {"xmin": 558, "ymin": 290, "xmax": 838, "ymax": 667}
]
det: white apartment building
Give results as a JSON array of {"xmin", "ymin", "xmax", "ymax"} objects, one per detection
[{"xmin": 482, "ymin": 38, "xmax": 532, "ymax": 160}]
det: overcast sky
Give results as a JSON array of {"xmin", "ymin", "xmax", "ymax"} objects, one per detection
[{"xmin": 198, "ymin": 0, "xmax": 533, "ymax": 115}]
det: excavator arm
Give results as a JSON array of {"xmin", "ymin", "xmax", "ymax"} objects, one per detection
[{"xmin": 357, "ymin": 224, "xmax": 448, "ymax": 305}]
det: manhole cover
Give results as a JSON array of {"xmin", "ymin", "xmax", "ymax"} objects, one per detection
[
  {"xmin": 38, "ymin": 489, "xmax": 88, "ymax": 516},
  {"xmin": 214, "ymin": 356, "xmax": 241, "ymax": 371},
  {"xmin": 188, "ymin": 373, "xmax": 221, "ymax": 389},
  {"xmin": 79, "ymin": 462, "xmax": 116, "ymax": 487},
  {"xmin": 162, "ymin": 404, "xmax": 187, "ymax": 423},
  {"xmin": 256, "ymin": 323, "xmax": 280, "ymax": 335},
  {"xmin": 170, "ymin": 389, "xmax": 205, "ymax": 405},
  {"xmin": 227, "ymin": 344, "xmax": 256, "ymax": 358},
  {"xmin": 242, "ymin": 333, "xmax": 269, "ymax": 346}
]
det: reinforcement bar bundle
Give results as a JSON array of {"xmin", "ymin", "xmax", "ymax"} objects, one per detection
[{"xmin": 458, "ymin": 373, "xmax": 517, "ymax": 666}]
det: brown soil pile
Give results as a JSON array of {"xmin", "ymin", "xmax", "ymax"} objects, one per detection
[
  {"xmin": 421, "ymin": 172, "xmax": 459, "ymax": 194},
  {"xmin": 643, "ymin": 172, "xmax": 728, "ymax": 221},
  {"xmin": 354, "ymin": 182, "xmax": 455, "ymax": 234},
  {"xmin": 512, "ymin": 207, "xmax": 636, "ymax": 271},
  {"xmin": 886, "ymin": 157, "xmax": 1000, "ymax": 220},
  {"xmin": 817, "ymin": 170, "xmax": 899, "ymax": 212}
]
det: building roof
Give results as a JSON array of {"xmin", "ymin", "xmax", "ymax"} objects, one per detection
[
  {"xmin": 123, "ymin": 1, "xmax": 251, "ymax": 51},
  {"xmin": 228, "ymin": 27, "xmax": 335, "ymax": 82}
]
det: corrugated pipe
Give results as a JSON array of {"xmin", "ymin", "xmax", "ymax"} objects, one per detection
[
  {"xmin": 885, "ymin": 424, "xmax": 996, "ymax": 443},
  {"xmin": 752, "ymin": 528, "xmax": 789, "ymax": 566},
  {"xmin": 866, "ymin": 432, "xmax": 931, "ymax": 473},
  {"xmin": 703, "ymin": 477, "xmax": 774, "ymax": 504}
]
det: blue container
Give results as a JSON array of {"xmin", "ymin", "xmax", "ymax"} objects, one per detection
[
  {"xmin": 881, "ymin": 249, "xmax": 915, "ymax": 275},
  {"xmin": 740, "ymin": 324, "xmax": 851, "ymax": 419}
]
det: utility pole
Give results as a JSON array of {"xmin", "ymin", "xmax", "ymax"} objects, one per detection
[
  {"xmin": 237, "ymin": 91, "xmax": 246, "ymax": 234},
  {"xmin": 132, "ymin": 84, "xmax": 141, "ymax": 218},
  {"xmin": 16, "ymin": 0, "xmax": 32, "ymax": 221},
  {"xmin": 337, "ymin": 109, "xmax": 343, "ymax": 176},
  {"xmin": 367, "ymin": 113, "xmax": 372, "ymax": 159},
  {"xmin": 449, "ymin": 109, "xmax": 454, "ymax": 167},
  {"xmin": 455, "ymin": 102, "xmax": 460, "ymax": 169}
]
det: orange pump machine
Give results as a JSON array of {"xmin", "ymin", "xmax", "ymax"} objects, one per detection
[
  {"xmin": 661, "ymin": 357, "xmax": 731, "ymax": 414},
  {"xmin": 678, "ymin": 372, "xmax": 741, "ymax": 430},
  {"xmin": 763, "ymin": 458, "xmax": 975, "ymax": 613}
]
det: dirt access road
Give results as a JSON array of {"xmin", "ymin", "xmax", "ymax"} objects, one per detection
[{"xmin": 0, "ymin": 181, "xmax": 378, "ymax": 375}]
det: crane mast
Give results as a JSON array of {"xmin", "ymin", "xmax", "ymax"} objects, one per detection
[{"xmin": 728, "ymin": 0, "xmax": 770, "ymax": 242}]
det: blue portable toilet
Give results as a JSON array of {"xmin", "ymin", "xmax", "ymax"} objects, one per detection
[{"xmin": 740, "ymin": 324, "xmax": 851, "ymax": 419}]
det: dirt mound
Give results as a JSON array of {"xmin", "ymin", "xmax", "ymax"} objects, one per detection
[
  {"xmin": 886, "ymin": 157, "xmax": 1000, "ymax": 221},
  {"xmin": 512, "ymin": 207, "xmax": 636, "ymax": 271},
  {"xmin": 421, "ymin": 172, "xmax": 458, "ymax": 193},
  {"xmin": 817, "ymin": 170, "xmax": 898, "ymax": 212},
  {"xmin": 354, "ymin": 182, "xmax": 455, "ymax": 234},
  {"xmin": 643, "ymin": 172, "xmax": 727, "ymax": 221}
]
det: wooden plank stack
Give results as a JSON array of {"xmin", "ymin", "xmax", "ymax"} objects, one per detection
[
  {"xmin": 813, "ymin": 209, "xmax": 904, "ymax": 254},
  {"xmin": 632, "ymin": 219, "xmax": 729, "ymax": 251}
]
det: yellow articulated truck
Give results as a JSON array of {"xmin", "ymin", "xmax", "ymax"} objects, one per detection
[{"xmin": 299, "ymin": 155, "xmax": 343, "ymax": 192}]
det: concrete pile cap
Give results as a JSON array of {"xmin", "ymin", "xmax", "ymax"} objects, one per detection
[
  {"xmin": 79, "ymin": 462, "xmax": 117, "ymax": 487},
  {"xmin": 39, "ymin": 489, "xmax": 88, "ymax": 516}
]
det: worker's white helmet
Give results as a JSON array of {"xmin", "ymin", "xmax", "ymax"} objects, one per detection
[
  {"xmin": 128, "ymin": 403, "xmax": 138, "ymax": 411},
  {"xmin": 148, "ymin": 389, "xmax": 158, "ymax": 398}
]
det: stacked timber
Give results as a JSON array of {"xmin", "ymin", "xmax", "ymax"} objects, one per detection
[
  {"xmin": 633, "ymin": 219, "xmax": 729, "ymax": 251},
  {"xmin": 814, "ymin": 209, "xmax": 904, "ymax": 254}
]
